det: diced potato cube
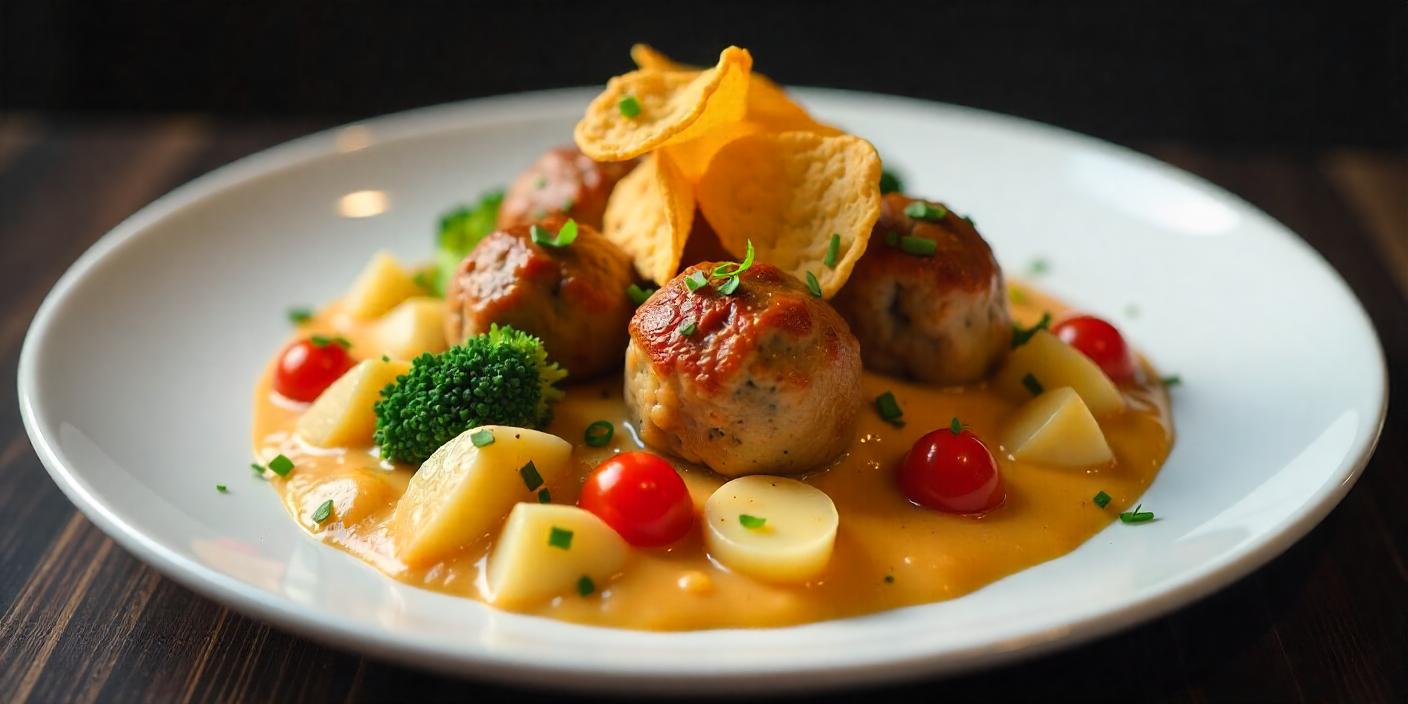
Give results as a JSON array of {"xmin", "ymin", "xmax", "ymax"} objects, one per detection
[
  {"xmin": 703, "ymin": 476, "xmax": 838, "ymax": 584},
  {"xmin": 345, "ymin": 251, "xmax": 422, "ymax": 319},
  {"xmin": 286, "ymin": 467, "xmax": 397, "ymax": 528},
  {"xmin": 373, "ymin": 297, "xmax": 448, "ymax": 360},
  {"xmin": 296, "ymin": 357, "xmax": 410, "ymax": 448},
  {"xmin": 994, "ymin": 329, "xmax": 1124, "ymax": 416},
  {"xmin": 486, "ymin": 503, "xmax": 629, "ymax": 606},
  {"xmin": 392, "ymin": 427, "xmax": 573, "ymax": 567},
  {"xmin": 1003, "ymin": 387, "xmax": 1114, "ymax": 467}
]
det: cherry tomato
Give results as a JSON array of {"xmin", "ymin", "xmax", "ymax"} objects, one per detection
[
  {"xmin": 1052, "ymin": 314, "xmax": 1135, "ymax": 382},
  {"xmin": 579, "ymin": 451, "xmax": 694, "ymax": 547},
  {"xmin": 273, "ymin": 338, "xmax": 355, "ymax": 402},
  {"xmin": 898, "ymin": 425, "xmax": 1004, "ymax": 513}
]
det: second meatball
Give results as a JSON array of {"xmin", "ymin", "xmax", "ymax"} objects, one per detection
[
  {"xmin": 625, "ymin": 263, "xmax": 862, "ymax": 477},
  {"xmin": 497, "ymin": 146, "xmax": 637, "ymax": 230},
  {"xmin": 444, "ymin": 214, "xmax": 636, "ymax": 379}
]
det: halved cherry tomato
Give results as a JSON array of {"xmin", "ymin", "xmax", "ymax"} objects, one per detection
[
  {"xmin": 1052, "ymin": 314, "xmax": 1135, "ymax": 383},
  {"xmin": 898, "ymin": 424, "xmax": 1004, "ymax": 513},
  {"xmin": 273, "ymin": 338, "xmax": 355, "ymax": 402},
  {"xmin": 580, "ymin": 451, "xmax": 694, "ymax": 547}
]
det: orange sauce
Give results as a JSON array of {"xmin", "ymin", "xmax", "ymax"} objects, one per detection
[{"xmin": 252, "ymin": 287, "xmax": 1172, "ymax": 630}]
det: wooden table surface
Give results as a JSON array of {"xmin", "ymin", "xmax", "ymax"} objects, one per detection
[{"xmin": 0, "ymin": 115, "xmax": 1403, "ymax": 703}]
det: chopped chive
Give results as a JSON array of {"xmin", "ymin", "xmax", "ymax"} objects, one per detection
[
  {"xmin": 412, "ymin": 270, "xmax": 435, "ymax": 292},
  {"xmin": 879, "ymin": 169, "xmax": 903, "ymax": 195},
  {"xmin": 250, "ymin": 462, "xmax": 265, "ymax": 475},
  {"xmin": 1160, "ymin": 374, "xmax": 1183, "ymax": 387},
  {"xmin": 711, "ymin": 240, "xmax": 756, "ymax": 279},
  {"xmin": 680, "ymin": 320, "xmax": 698, "ymax": 336},
  {"xmin": 1021, "ymin": 373, "xmax": 1044, "ymax": 396},
  {"xmin": 903, "ymin": 201, "xmax": 948, "ymax": 221},
  {"xmin": 584, "ymin": 420, "xmax": 614, "ymax": 448},
  {"xmin": 899, "ymin": 235, "xmax": 937, "ymax": 257},
  {"xmin": 287, "ymin": 307, "xmax": 313, "ymax": 324},
  {"xmin": 875, "ymin": 391, "xmax": 904, "ymax": 427},
  {"xmin": 531, "ymin": 218, "xmax": 578, "ymax": 248},
  {"xmin": 1029, "ymin": 257, "xmax": 1050, "ymax": 275},
  {"xmin": 824, "ymin": 233, "xmax": 841, "ymax": 268},
  {"xmin": 884, "ymin": 231, "xmax": 900, "ymax": 247},
  {"xmin": 739, "ymin": 514, "xmax": 767, "ymax": 530},
  {"xmin": 1009, "ymin": 285, "xmax": 1028, "ymax": 305},
  {"xmin": 310, "ymin": 334, "xmax": 351, "ymax": 349},
  {"xmin": 684, "ymin": 270, "xmax": 709, "ymax": 291},
  {"xmin": 268, "ymin": 454, "xmax": 294, "ymax": 477},
  {"xmin": 618, "ymin": 95, "xmax": 642, "ymax": 117},
  {"xmin": 519, "ymin": 461, "xmax": 544, "ymax": 491},
  {"xmin": 884, "ymin": 574, "xmax": 895, "ymax": 584},
  {"xmin": 1093, "ymin": 490, "xmax": 1112, "ymax": 508},
  {"xmin": 577, "ymin": 575, "xmax": 596, "ymax": 596},
  {"xmin": 1011, "ymin": 312, "xmax": 1052, "ymax": 348},
  {"xmin": 717, "ymin": 276, "xmax": 741, "ymax": 295},
  {"xmin": 537, "ymin": 488, "xmax": 552, "ymax": 503},
  {"xmin": 949, "ymin": 417, "xmax": 964, "ymax": 435},
  {"xmin": 215, "ymin": 484, "xmax": 228, "ymax": 493},
  {"xmin": 380, "ymin": 354, "xmax": 391, "ymax": 362},
  {"xmin": 805, "ymin": 271, "xmax": 823, "ymax": 298},
  {"xmin": 470, "ymin": 428, "xmax": 495, "ymax": 447},
  {"xmin": 627, "ymin": 283, "xmax": 656, "ymax": 306},
  {"xmin": 962, "ymin": 214, "xmax": 976, "ymax": 227},
  {"xmin": 548, "ymin": 526, "xmax": 574, "ymax": 549},
  {"xmin": 312, "ymin": 499, "xmax": 334, "ymax": 524},
  {"xmin": 1119, "ymin": 504, "xmax": 1156, "ymax": 523},
  {"xmin": 561, "ymin": 197, "xmax": 575, "ymax": 213}
]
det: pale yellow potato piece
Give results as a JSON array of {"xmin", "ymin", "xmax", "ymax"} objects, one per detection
[
  {"xmin": 392, "ymin": 427, "xmax": 572, "ymax": 567},
  {"xmin": 601, "ymin": 152, "xmax": 694, "ymax": 284},
  {"xmin": 994, "ymin": 330, "xmax": 1125, "ymax": 416},
  {"xmin": 703, "ymin": 476, "xmax": 838, "ymax": 584},
  {"xmin": 486, "ymin": 503, "xmax": 629, "ymax": 606},
  {"xmin": 286, "ymin": 467, "xmax": 397, "ymax": 528},
  {"xmin": 344, "ymin": 251, "xmax": 422, "ymax": 319},
  {"xmin": 372, "ymin": 297, "xmax": 448, "ymax": 360},
  {"xmin": 296, "ymin": 358, "xmax": 410, "ymax": 448},
  {"xmin": 1003, "ymin": 387, "xmax": 1114, "ymax": 467}
]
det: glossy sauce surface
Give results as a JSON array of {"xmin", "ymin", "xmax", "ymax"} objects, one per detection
[{"xmin": 252, "ymin": 287, "xmax": 1172, "ymax": 630}]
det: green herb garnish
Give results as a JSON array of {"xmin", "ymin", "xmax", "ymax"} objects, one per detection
[
  {"xmin": 627, "ymin": 283, "xmax": 656, "ymax": 306},
  {"xmin": 884, "ymin": 574, "xmax": 895, "ymax": 584},
  {"xmin": 1009, "ymin": 285, "xmax": 1028, "ymax": 305},
  {"xmin": 962, "ymin": 214, "xmax": 976, "ymax": 227},
  {"xmin": 250, "ymin": 463, "xmax": 265, "ymax": 475},
  {"xmin": 1160, "ymin": 375, "xmax": 1182, "ymax": 387},
  {"xmin": 530, "ymin": 218, "xmax": 579, "ymax": 248},
  {"xmin": 310, "ymin": 334, "xmax": 351, "ymax": 349},
  {"xmin": 903, "ymin": 201, "xmax": 948, "ymax": 221},
  {"xmin": 561, "ymin": 197, "xmax": 575, "ymax": 213},
  {"xmin": 1119, "ymin": 504, "xmax": 1155, "ymax": 523},
  {"xmin": 884, "ymin": 231, "xmax": 900, "ymax": 247},
  {"xmin": 1093, "ymin": 490, "xmax": 1112, "ymax": 509},
  {"xmin": 716, "ymin": 276, "xmax": 741, "ymax": 295},
  {"xmin": 584, "ymin": 420, "xmax": 614, "ymax": 448},
  {"xmin": 879, "ymin": 168, "xmax": 904, "ymax": 195},
  {"xmin": 470, "ymin": 428, "xmax": 495, "ymax": 447},
  {"xmin": 519, "ymin": 461, "xmax": 544, "ymax": 491},
  {"xmin": 949, "ymin": 417, "xmax": 964, "ymax": 435},
  {"xmin": 824, "ymin": 234, "xmax": 841, "ymax": 268},
  {"xmin": 215, "ymin": 484, "xmax": 228, "ymax": 493},
  {"xmin": 268, "ymin": 454, "xmax": 294, "ymax": 477},
  {"xmin": 537, "ymin": 488, "xmax": 552, "ymax": 503},
  {"xmin": 899, "ymin": 235, "xmax": 937, "ymax": 257},
  {"xmin": 312, "ymin": 499, "xmax": 334, "ymax": 524},
  {"xmin": 549, "ymin": 526, "xmax": 574, "ymax": 549},
  {"xmin": 381, "ymin": 354, "xmax": 391, "ymax": 362},
  {"xmin": 1021, "ymin": 373, "xmax": 1044, "ymax": 396},
  {"xmin": 1011, "ymin": 312, "xmax": 1052, "ymax": 348},
  {"xmin": 739, "ymin": 514, "xmax": 767, "ymax": 530},
  {"xmin": 685, "ymin": 270, "xmax": 709, "ymax": 291},
  {"xmin": 287, "ymin": 307, "xmax": 313, "ymax": 325},
  {"xmin": 805, "ymin": 271, "xmax": 822, "ymax": 298},
  {"xmin": 680, "ymin": 320, "xmax": 698, "ymax": 336},
  {"xmin": 711, "ymin": 240, "xmax": 755, "ymax": 280},
  {"xmin": 875, "ymin": 391, "xmax": 904, "ymax": 427},
  {"xmin": 577, "ymin": 575, "xmax": 596, "ymax": 596},
  {"xmin": 1029, "ymin": 257, "xmax": 1050, "ymax": 275},
  {"xmin": 618, "ymin": 95, "xmax": 642, "ymax": 117}
]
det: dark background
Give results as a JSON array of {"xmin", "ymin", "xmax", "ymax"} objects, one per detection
[{"xmin": 3, "ymin": 0, "xmax": 1404, "ymax": 149}]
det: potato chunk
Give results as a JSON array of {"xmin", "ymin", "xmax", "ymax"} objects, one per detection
[
  {"xmin": 1003, "ymin": 387, "xmax": 1113, "ymax": 467},
  {"xmin": 703, "ymin": 476, "xmax": 838, "ymax": 584},
  {"xmin": 296, "ymin": 358, "xmax": 410, "ymax": 447},
  {"xmin": 994, "ymin": 329, "xmax": 1124, "ymax": 416},
  {"xmin": 486, "ymin": 503, "xmax": 629, "ymax": 606},
  {"xmin": 392, "ymin": 427, "xmax": 572, "ymax": 567},
  {"xmin": 345, "ymin": 251, "xmax": 422, "ymax": 319},
  {"xmin": 373, "ymin": 297, "xmax": 448, "ymax": 360}
]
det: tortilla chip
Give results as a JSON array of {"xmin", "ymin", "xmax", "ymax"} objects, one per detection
[
  {"xmin": 696, "ymin": 131, "xmax": 882, "ymax": 298},
  {"xmin": 575, "ymin": 47, "xmax": 752, "ymax": 162},
  {"xmin": 602, "ymin": 152, "xmax": 695, "ymax": 284}
]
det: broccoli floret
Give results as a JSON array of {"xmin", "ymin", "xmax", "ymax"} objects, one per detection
[
  {"xmin": 431, "ymin": 190, "xmax": 503, "ymax": 295},
  {"xmin": 372, "ymin": 325, "xmax": 566, "ymax": 464}
]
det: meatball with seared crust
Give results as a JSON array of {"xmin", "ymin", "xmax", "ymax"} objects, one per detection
[
  {"xmin": 832, "ymin": 194, "xmax": 1012, "ymax": 385},
  {"xmin": 497, "ymin": 146, "xmax": 637, "ymax": 230},
  {"xmin": 445, "ymin": 214, "xmax": 635, "ymax": 380},
  {"xmin": 626, "ymin": 263, "xmax": 862, "ymax": 477}
]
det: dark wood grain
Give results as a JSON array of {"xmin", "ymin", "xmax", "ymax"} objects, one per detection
[{"xmin": 0, "ymin": 116, "xmax": 1402, "ymax": 704}]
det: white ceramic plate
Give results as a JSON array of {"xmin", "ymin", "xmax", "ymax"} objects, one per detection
[{"xmin": 19, "ymin": 89, "xmax": 1387, "ymax": 694}]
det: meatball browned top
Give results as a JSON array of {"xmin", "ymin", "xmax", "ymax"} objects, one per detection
[
  {"xmin": 497, "ymin": 146, "xmax": 637, "ymax": 230},
  {"xmin": 831, "ymin": 194, "xmax": 1012, "ymax": 385},
  {"xmin": 444, "ymin": 214, "xmax": 636, "ymax": 380},
  {"xmin": 625, "ymin": 263, "xmax": 862, "ymax": 476}
]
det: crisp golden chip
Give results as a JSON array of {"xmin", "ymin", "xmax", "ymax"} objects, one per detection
[
  {"xmin": 575, "ymin": 47, "xmax": 752, "ymax": 162},
  {"xmin": 602, "ymin": 152, "xmax": 695, "ymax": 284},
  {"xmin": 662, "ymin": 121, "xmax": 764, "ymax": 183},
  {"xmin": 630, "ymin": 43, "xmax": 689, "ymax": 72},
  {"xmin": 696, "ymin": 131, "xmax": 882, "ymax": 298}
]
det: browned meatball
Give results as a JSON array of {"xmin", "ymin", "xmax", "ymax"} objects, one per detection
[
  {"xmin": 625, "ymin": 263, "xmax": 862, "ymax": 477},
  {"xmin": 445, "ymin": 214, "xmax": 636, "ymax": 379},
  {"xmin": 497, "ymin": 146, "xmax": 637, "ymax": 230},
  {"xmin": 832, "ymin": 193, "xmax": 1012, "ymax": 385}
]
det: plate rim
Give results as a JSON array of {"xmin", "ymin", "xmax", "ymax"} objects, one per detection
[{"xmin": 16, "ymin": 87, "xmax": 1389, "ymax": 694}]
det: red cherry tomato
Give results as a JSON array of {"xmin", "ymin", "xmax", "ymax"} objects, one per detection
[
  {"xmin": 898, "ymin": 425, "xmax": 1004, "ymax": 513},
  {"xmin": 1052, "ymin": 314, "xmax": 1136, "ymax": 383},
  {"xmin": 273, "ymin": 338, "xmax": 355, "ymax": 402},
  {"xmin": 579, "ymin": 451, "xmax": 694, "ymax": 547}
]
